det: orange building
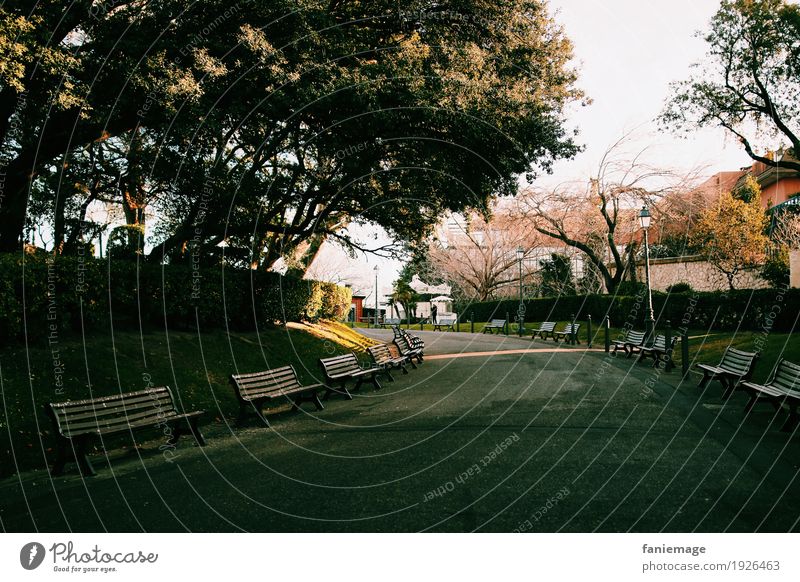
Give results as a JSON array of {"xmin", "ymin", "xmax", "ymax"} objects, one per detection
[{"xmin": 701, "ymin": 152, "xmax": 800, "ymax": 210}]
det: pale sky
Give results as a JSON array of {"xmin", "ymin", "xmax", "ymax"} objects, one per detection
[{"xmin": 314, "ymin": 0, "xmax": 756, "ymax": 297}]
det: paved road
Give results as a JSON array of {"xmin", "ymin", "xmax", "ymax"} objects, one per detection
[{"xmin": 2, "ymin": 330, "xmax": 799, "ymax": 532}]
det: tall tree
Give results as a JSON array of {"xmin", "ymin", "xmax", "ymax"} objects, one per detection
[
  {"xmin": 661, "ymin": 0, "xmax": 800, "ymax": 171},
  {"xmin": 2, "ymin": 0, "xmax": 585, "ymax": 264},
  {"xmin": 517, "ymin": 136, "xmax": 696, "ymax": 294}
]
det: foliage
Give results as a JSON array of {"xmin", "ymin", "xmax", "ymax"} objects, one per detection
[
  {"xmin": 0, "ymin": 254, "xmax": 351, "ymax": 345},
  {"xmin": 666, "ymin": 282, "xmax": 694, "ymax": 294},
  {"xmin": 661, "ymin": 0, "xmax": 800, "ymax": 172},
  {"xmin": 692, "ymin": 190, "xmax": 770, "ymax": 289},
  {"xmin": 760, "ymin": 247, "xmax": 790, "ymax": 288},
  {"xmin": 456, "ymin": 288, "xmax": 800, "ymax": 332},
  {"xmin": 538, "ymin": 253, "xmax": 575, "ymax": 297},
  {"xmin": 734, "ymin": 175, "xmax": 762, "ymax": 204},
  {"xmin": 391, "ymin": 263, "xmax": 421, "ymax": 320},
  {"xmin": 1, "ymin": 1, "xmax": 584, "ymax": 268}
]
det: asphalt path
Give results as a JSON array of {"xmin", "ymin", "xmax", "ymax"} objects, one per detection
[{"xmin": 2, "ymin": 330, "xmax": 799, "ymax": 532}]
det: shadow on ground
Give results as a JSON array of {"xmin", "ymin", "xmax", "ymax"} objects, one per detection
[{"xmin": 2, "ymin": 330, "xmax": 798, "ymax": 532}]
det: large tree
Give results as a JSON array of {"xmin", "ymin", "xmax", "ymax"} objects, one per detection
[
  {"xmin": 516, "ymin": 136, "xmax": 697, "ymax": 294},
  {"xmin": 1, "ymin": 1, "xmax": 584, "ymax": 264},
  {"xmin": 661, "ymin": 0, "xmax": 800, "ymax": 171}
]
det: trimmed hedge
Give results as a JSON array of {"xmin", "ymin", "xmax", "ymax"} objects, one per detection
[
  {"xmin": 0, "ymin": 253, "xmax": 351, "ymax": 345},
  {"xmin": 455, "ymin": 287, "xmax": 800, "ymax": 333}
]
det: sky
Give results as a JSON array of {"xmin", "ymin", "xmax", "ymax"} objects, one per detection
[{"xmin": 313, "ymin": 0, "xmax": 756, "ymax": 300}]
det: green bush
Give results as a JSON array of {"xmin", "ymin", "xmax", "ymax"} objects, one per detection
[
  {"xmin": 455, "ymin": 287, "xmax": 800, "ymax": 332},
  {"xmin": 666, "ymin": 282, "xmax": 693, "ymax": 294},
  {"xmin": 0, "ymin": 253, "xmax": 351, "ymax": 344}
]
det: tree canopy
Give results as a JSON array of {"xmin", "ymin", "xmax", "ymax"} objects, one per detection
[
  {"xmin": 661, "ymin": 0, "xmax": 800, "ymax": 171},
  {"xmin": 0, "ymin": 0, "xmax": 584, "ymax": 266}
]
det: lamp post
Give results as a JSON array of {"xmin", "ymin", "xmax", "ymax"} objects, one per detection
[
  {"xmin": 639, "ymin": 206, "xmax": 656, "ymax": 341},
  {"xmin": 516, "ymin": 246, "xmax": 525, "ymax": 336},
  {"xmin": 373, "ymin": 265, "xmax": 379, "ymax": 328}
]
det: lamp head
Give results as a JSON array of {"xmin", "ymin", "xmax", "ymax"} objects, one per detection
[{"xmin": 639, "ymin": 206, "xmax": 652, "ymax": 229}]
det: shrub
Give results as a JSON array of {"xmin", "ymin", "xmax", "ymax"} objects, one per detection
[
  {"xmin": 455, "ymin": 287, "xmax": 800, "ymax": 333},
  {"xmin": 0, "ymin": 254, "xmax": 351, "ymax": 345},
  {"xmin": 666, "ymin": 282, "xmax": 693, "ymax": 294}
]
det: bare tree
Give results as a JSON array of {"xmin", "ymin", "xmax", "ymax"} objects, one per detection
[
  {"xmin": 516, "ymin": 135, "xmax": 701, "ymax": 294},
  {"xmin": 428, "ymin": 206, "xmax": 541, "ymax": 301}
]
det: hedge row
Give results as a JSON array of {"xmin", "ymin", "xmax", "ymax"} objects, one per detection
[
  {"xmin": 455, "ymin": 287, "xmax": 800, "ymax": 333},
  {"xmin": 0, "ymin": 254, "xmax": 351, "ymax": 344}
]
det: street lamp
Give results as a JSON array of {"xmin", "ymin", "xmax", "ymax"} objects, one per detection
[
  {"xmin": 373, "ymin": 265, "xmax": 379, "ymax": 329},
  {"xmin": 639, "ymin": 206, "xmax": 656, "ymax": 341},
  {"xmin": 516, "ymin": 246, "xmax": 525, "ymax": 336}
]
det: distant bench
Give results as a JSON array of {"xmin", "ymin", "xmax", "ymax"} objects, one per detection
[
  {"xmin": 483, "ymin": 319, "xmax": 507, "ymax": 334},
  {"xmin": 318, "ymin": 353, "xmax": 382, "ymax": 399},
  {"xmin": 433, "ymin": 317, "xmax": 456, "ymax": 331},
  {"xmin": 47, "ymin": 387, "xmax": 206, "ymax": 476},
  {"xmin": 612, "ymin": 329, "xmax": 646, "ymax": 357},
  {"xmin": 230, "ymin": 366, "xmax": 324, "ymax": 426},
  {"xmin": 380, "ymin": 318, "xmax": 402, "ymax": 328},
  {"xmin": 636, "ymin": 334, "xmax": 677, "ymax": 369},
  {"xmin": 530, "ymin": 322, "xmax": 556, "ymax": 340},
  {"xmin": 553, "ymin": 322, "xmax": 581, "ymax": 344}
]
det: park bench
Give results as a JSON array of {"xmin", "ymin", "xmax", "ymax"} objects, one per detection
[
  {"xmin": 404, "ymin": 331, "xmax": 425, "ymax": 356},
  {"xmin": 636, "ymin": 334, "xmax": 678, "ymax": 369},
  {"xmin": 367, "ymin": 343, "xmax": 409, "ymax": 381},
  {"xmin": 530, "ymin": 322, "xmax": 556, "ymax": 341},
  {"xmin": 394, "ymin": 334, "xmax": 423, "ymax": 367},
  {"xmin": 483, "ymin": 319, "xmax": 507, "ymax": 334},
  {"xmin": 696, "ymin": 347, "xmax": 759, "ymax": 398},
  {"xmin": 380, "ymin": 318, "xmax": 402, "ymax": 328},
  {"xmin": 553, "ymin": 322, "xmax": 581, "ymax": 344},
  {"xmin": 230, "ymin": 365, "xmax": 324, "ymax": 426},
  {"xmin": 46, "ymin": 386, "xmax": 206, "ymax": 476},
  {"xmin": 318, "ymin": 353, "xmax": 382, "ymax": 399},
  {"xmin": 612, "ymin": 329, "xmax": 646, "ymax": 357},
  {"xmin": 433, "ymin": 317, "xmax": 456, "ymax": 332},
  {"xmin": 742, "ymin": 359, "xmax": 800, "ymax": 431}
]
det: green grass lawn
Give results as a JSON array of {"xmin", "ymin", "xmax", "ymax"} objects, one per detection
[{"xmin": 0, "ymin": 321, "xmax": 374, "ymax": 477}]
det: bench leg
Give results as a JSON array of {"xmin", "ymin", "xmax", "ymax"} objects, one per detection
[
  {"xmin": 312, "ymin": 392, "xmax": 324, "ymax": 411},
  {"xmin": 187, "ymin": 416, "xmax": 207, "ymax": 446},
  {"xmin": 75, "ymin": 438, "xmax": 96, "ymax": 477},
  {"xmin": 371, "ymin": 375, "xmax": 382, "ymax": 391},
  {"xmin": 721, "ymin": 379, "xmax": 735, "ymax": 400},
  {"xmin": 744, "ymin": 391, "xmax": 760, "ymax": 414},
  {"xmin": 399, "ymin": 363, "xmax": 409, "ymax": 374},
  {"xmin": 697, "ymin": 372, "xmax": 712, "ymax": 389},
  {"xmin": 51, "ymin": 440, "xmax": 68, "ymax": 476},
  {"xmin": 778, "ymin": 401, "xmax": 798, "ymax": 432},
  {"xmin": 236, "ymin": 403, "xmax": 249, "ymax": 427}
]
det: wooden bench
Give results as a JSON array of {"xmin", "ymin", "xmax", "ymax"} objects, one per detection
[
  {"xmin": 553, "ymin": 322, "xmax": 581, "ymax": 343},
  {"xmin": 433, "ymin": 317, "xmax": 456, "ymax": 332},
  {"xmin": 230, "ymin": 366, "xmax": 324, "ymax": 426},
  {"xmin": 394, "ymin": 334, "xmax": 422, "ymax": 367},
  {"xmin": 46, "ymin": 386, "xmax": 206, "ymax": 476},
  {"xmin": 483, "ymin": 319, "xmax": 507, "ymax": 334},
  {"xmin": 530, "ymin": 322, "xmax": 556, "ymax": 340},
  {"xmin": 697, "ymin": 347, "xmax": 759, "ymax": 398},
  {"xmin": 367, "ymin": 343, "xmax": 409, "ymax": 381},
  {"xmin": 636, "ymin": 334, "xmax": 677, "ymax": 369},
  {"xmin": 380, "ymin": 318, "xmax": 402, "ymax": 328},
  {"xmin": 612, "ymin": 329, "xmax": 646, "ymax": 357},
  {"xmin": 404, "ymin": 331, "xmax": 425, "ymax": 357},
  {"xmin": 742, "ymin": 359, "xmax": 800, "ymax": 431},
  {"xmin": 318, "ymin": 353, "xmax": 381, "ymax": 399}
]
